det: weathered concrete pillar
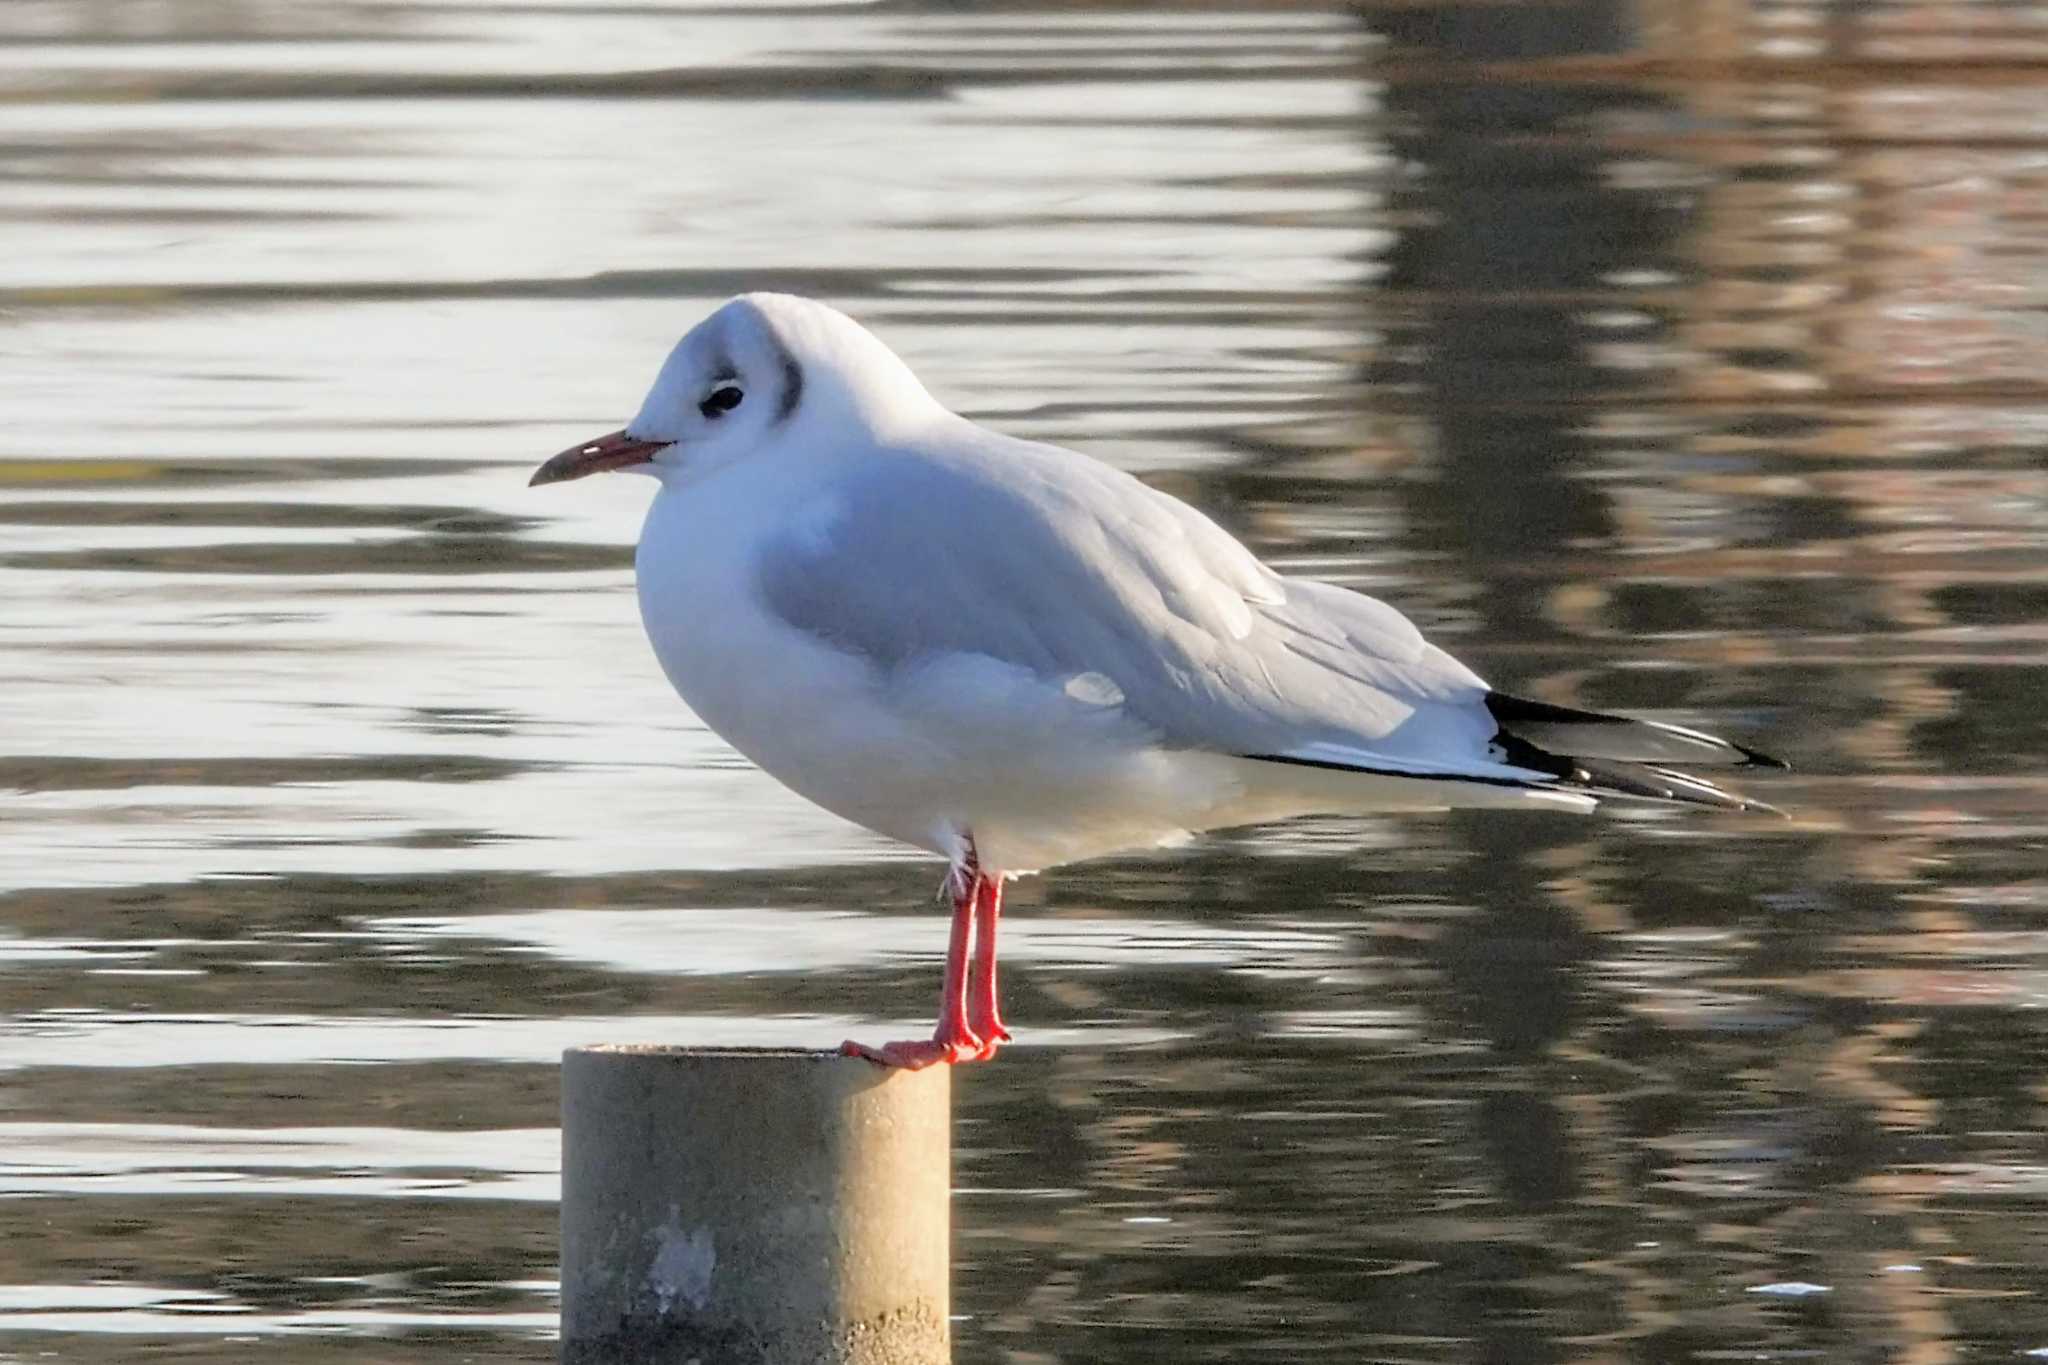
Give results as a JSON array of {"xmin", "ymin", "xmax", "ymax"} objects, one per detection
[{"xmin": 560, "ymin": 1046, "xmax": 950, "ymax": 1365}]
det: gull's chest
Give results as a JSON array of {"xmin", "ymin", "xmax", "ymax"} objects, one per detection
[
  {"xmin": 632, "ymin": 482, "xmax": 930, "ymax": 815},
  {"xmin": 636, "ymin": 484, "xmax": 851, "ymax": 730}
]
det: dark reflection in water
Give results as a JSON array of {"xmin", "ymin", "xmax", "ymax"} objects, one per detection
[{"xmin": 7, "ymin": 1, "xmax": 2048, "ymax": 1362}]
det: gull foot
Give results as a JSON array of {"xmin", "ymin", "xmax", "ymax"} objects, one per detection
[
  {"xmin": 839, "ymin": 1035, "xmax": 987, "ymax": 1070},
  {"xmin": 965, "ymin": 1012, "xmax": 1011, "ymax": 1062}
]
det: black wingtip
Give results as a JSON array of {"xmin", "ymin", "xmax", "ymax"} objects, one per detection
[
  {"xmin": 1487, "ymin": 689, "xmax": 1788, "ymax": 772},
  {"xmin": 1733, "ymin": 742, "xmax": 1791, "ymax": 772}
]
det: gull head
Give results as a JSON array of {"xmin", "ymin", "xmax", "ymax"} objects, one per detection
[{"xmin": 529, "ymin": 292, "xmax": 939, "ymax": 488}]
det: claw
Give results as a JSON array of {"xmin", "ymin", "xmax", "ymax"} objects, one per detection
[{"xmin": 966, "ymin": 984, "xmax": 1010, "ymax": 1060}]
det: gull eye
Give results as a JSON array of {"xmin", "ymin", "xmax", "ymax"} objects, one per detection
[{"xmin": 699, "ymin": 385, "xmax": 744, "ymax": 419}]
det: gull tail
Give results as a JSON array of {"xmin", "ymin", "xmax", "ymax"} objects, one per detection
[{"xmin": 1484, "ymin": 691, "xmax": 1788, "ymax": 815}]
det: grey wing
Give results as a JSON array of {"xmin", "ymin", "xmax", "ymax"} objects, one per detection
[{"xmin": 755, "ymin": 428, "xmax": 1509, "ymax": 771}]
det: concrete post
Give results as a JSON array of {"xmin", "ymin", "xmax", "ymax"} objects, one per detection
[{"xmin": 560, "ymin": 1046, "xmax": 950, "ymax": 1365}]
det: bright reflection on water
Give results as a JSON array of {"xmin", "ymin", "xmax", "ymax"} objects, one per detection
[{"xmin": 8, "ymin": 1, "xmax": 2048, "ymax": 1361}]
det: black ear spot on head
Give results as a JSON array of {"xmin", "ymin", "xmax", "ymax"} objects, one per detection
[
  {"xmin": 774, "ymin": 354, "xmax": 803, "ymax": 423},
  {"xmin": 699, "ymin": 385, "xmax": 744, "ymax": 419}
]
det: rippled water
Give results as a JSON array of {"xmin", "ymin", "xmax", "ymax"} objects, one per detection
[{"xmin": 8, "ymin": 1, "xmax": 2048, "ymax": 1360}]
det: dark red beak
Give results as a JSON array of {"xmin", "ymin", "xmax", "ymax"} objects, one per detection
[{"xmin": 528, "ymin": 429, "xmax": 668, "ymax": 487}]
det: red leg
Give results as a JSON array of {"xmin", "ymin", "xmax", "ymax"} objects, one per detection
[
  {"xmin": 840, "ymin": 869, "xmax": 985, "ymax": 1070},
  {"xmin": 966, "ymin": 874, "xmax": 1011, "ymax": 1060}
]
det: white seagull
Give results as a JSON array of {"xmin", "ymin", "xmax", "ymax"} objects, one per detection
[{"xmin": 531, "ymin": 293, "xmax": 1785, "ymax": 1069}]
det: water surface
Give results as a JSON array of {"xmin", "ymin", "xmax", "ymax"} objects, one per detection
[{"xmin": 7, "ymin": 1, "xmax": 2048, "ymax": 1360}]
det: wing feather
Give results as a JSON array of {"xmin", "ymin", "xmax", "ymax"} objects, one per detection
[{"xmin": 755, "ymin": 421, "xmax": 1501, "ymax": 772}]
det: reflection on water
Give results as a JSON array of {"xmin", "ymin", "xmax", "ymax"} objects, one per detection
[{"xmin": 6, "ymin": 0, "xmax": 2048, "ymax": 1361}]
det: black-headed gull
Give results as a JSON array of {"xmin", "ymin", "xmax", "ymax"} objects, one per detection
[{"xmin": 531, "ymin": 293, "xmax": 1785, "ymax": 1069}]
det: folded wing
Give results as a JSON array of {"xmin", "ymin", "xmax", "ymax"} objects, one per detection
[{"xmin": 756, "ymin": 421, "xmax": 1783, "ymax": 812}]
